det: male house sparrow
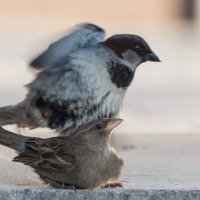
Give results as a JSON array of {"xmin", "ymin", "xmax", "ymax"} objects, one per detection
[
  {"xmin": 0, "ymin": 23, "xmax": 160, "ymax": 133},
  {"xmin": 0, "ymin": 118, "xmax": 123, "ymax": 189}
]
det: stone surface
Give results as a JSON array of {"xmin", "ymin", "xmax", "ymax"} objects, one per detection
[
  {"xmin": 119, "ymin": 135, "xmax": 200, "ymax": 190},
  {"xmin": 0, "ymin": 188, "xmax": 200, "ymax": 200}
]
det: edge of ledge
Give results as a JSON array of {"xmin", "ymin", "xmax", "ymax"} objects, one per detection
[{"xmin": 0, "ymin": 187, "xmax": 199, "ymax": 200}]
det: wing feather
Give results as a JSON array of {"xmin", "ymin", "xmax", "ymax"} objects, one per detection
[
  {"xmin": 30, "ymin": 23, "xmax": 105, "ymax": 69},
  {"xmin": 13, "ymin": 137, "xmax": 75, "ymax": 171}
]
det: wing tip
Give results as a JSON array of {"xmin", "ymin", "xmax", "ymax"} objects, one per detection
[
  {"xmin": 78, "ymin": 23, "xmax": 105, "ymax": 33},
  {"xmin": 29, "ymin": 54, "xmax": 47, "ymax": 69}
]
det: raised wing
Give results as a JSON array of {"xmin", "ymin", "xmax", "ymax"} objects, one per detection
[{"xmin": 30, "ymin": 23, "xmax": 105, "ymax": 69}]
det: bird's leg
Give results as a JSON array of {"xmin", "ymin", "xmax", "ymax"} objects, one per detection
[
  {"xmin": 102, "ymin": 182, "xmax": 123, "ymax": 188},
  {"xmin": 60, "ymin": 184, "xmax": 77, "ymax": 190},
  {"xmin": 27, "ymin": 99, "xmax": 53, "ymax": 119},
  {"xmin": 49, "ymin": 181, "xmax": 63, "ymax": 188},
  {"xmin": 42, "ymin": 109, "xmax": 53, "ymax": 118},
  {"xmin": 25, "ymin": 101, "xmax": 32, "ymax": 114}
]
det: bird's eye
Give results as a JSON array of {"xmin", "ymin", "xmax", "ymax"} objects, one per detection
[
  {"xmin": 135, "ymin": 45, "xmax": 140, "ymax": 49},
  {"xmin": 135, "ymin": 46, "xmax": 145, "ymax": 53},
  {"xmin": 138, "ymin": 48, "xmax": 144, "ymax": 53},
  {"xmin": 96, "ymin": 124, "xmax": 102, "ymax": 129}
]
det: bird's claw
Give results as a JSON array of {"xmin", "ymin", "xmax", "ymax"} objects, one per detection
[
  {"xmin": 49, "ymin": 182, "xmax": 76, "ymax": 190},
  {"xmin": 102, "ymin": 182, "xmax": 123, "ymax": 188}
]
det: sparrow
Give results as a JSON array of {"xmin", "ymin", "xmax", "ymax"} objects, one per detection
[
  {"xmin": 0, "ymin": 118, "xmax": 124, "ymax": 189},
  {"xmin": 0, "ymin": 23, "xmax": 161, "ymax": 133}
]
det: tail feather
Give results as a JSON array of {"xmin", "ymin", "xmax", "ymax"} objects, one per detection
[
  {"xmin": 0, "ymin": 101, "xmax": 45, "ymax": 129},
  {"xmin": 0, "ymin": 127, "xmax": 28, "ymax": 152},
  {"xmin": 0, "ymin": 102, "xmax": 26, "ymax": 126},
  {"xmin": 13, "ymin": 153, "xmax": 39, "ymax": 164}
]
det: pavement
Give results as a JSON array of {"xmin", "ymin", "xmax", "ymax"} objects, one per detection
[{"xmin": 0, "ymin": 134, "xmax": 199, "ymax": 199}]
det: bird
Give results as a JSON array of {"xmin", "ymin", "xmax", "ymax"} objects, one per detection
[
  {"xmin": 0, "ymin": 118, "xmax": 124, "ymax": 189},
  {"xmin": 0, "ymin": 23, "xmax": 161, "ymax": 133}
]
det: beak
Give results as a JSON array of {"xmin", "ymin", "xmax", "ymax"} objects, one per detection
[
  {"xmin": 145, "ymin": 51, "xmax": 161, "ymax": 62},
  {"xmin": 105, "ymin": 118, "xmax": 123, "ymax": 132}
]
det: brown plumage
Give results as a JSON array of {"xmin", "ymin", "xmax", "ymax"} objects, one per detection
[{"xmin": 0, "ymin": 118, "xmax": 124, "ymax": 189}]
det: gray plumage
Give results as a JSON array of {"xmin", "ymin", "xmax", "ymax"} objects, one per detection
[
  {"xmin": 0, "ymin": 118, "xmax": 123, "ymax": 189},
  {"xmin": 30, "ymin": 23, "xmax": 105, "ymax": 69},
  {"xmin": 0, "ymin": 23, "xmax": 160, "ymax": 133}
]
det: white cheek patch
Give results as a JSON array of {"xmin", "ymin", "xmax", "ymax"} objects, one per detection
[{"xmin": 122, "ymin": 50, "xmax": 142, "ymax": 68}]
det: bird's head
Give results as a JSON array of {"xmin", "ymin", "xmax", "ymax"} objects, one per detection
[
  {"xmin": 103, "ymin": 34, "xmax": 161, "ymax": 67},
  {"xmin": 74, "ymin": 118, "xmax": 122, "ymax": 148}
]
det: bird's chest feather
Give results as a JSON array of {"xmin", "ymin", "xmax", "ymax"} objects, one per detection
[
  {"xmin": 108, "ymin": 61, "xmax": 135, "ymax": 88},
  {"xmin": 75, "ymin": 150, "xmax": 112, "ymax": 188},
  {"xmin": 80, "ymin": 60, "xmax": 133, "ymax": 116},
  {"xmin": 32, "ymin": 51, "xmax": 131, "ymax": 130}
]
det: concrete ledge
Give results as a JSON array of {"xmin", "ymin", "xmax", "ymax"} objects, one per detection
[{"xmin": 0, "ymin": 188, "xmax": 200, "ymax": 200}]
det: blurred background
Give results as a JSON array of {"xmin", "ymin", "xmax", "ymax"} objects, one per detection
[{"xmin": 0, "ymin": 0, "xmax": 200, "ymax": 135}]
